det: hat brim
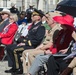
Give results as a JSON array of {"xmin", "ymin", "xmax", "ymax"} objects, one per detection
[
  {"xmin": 29, "ymin": 5, "xmax": 34, "ymax": 6},
  {"xmin": 34, "ymin": 9, "xmax": 45, "ymax": 18},
  {"xmin": 49, "ymin": 11, "xmax": 62, "ymax": 18},
  {"xmin": 53, "ymin": 16, "xmax": 73, "ymax": 25},
  {"xmin": 1, "ymin": 11, "xmax": 11, "ymax": 15},
  {"xmin": 53, "ymin": 16, "xmax": 75, "ymax": 31},
  {"xmin": 63, "ymin": 24, "xmax": 75, "ymax": 31}
]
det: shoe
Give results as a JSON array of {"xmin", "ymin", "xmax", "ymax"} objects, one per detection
[
  {"xmin": 15, "ymin": 68, "xmax": 23, "ymax": 74},
  {"xmin": 5, "ymin": 68, "xmax": 17, "ymax": 73}
]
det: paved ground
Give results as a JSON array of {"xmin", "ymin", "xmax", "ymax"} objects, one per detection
[
  {"xmin": 0, "ymin": 60, "xmax": 24, "ymax": 75},
  {"xmin": 0, "ymin": 60, "xmax": 11, "ymax": 75},
  {"xmin": 0, "ymin": 59, "xmax": 46, "ymax": 75}
]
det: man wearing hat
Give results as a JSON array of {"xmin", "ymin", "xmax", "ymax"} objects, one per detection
[
  {"xmin": 0, "ymin": 8, "xmax": 10, "ymax": 32},
  {"xmin": 26, "ymin": 4, "xmax": 35, "ymax": 23},
  {"xmin": 9, "ymin": 3, "xmax": 19, "ymax": 16},
  {"xmin": 5, "ymin": 9, "xmax": 45, "ymax": 74},
  {"xmin": 27, "ymin": 14, "xmax": 75, "ymax": 75}
]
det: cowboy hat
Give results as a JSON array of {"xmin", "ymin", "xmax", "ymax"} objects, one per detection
[
  {"xmin": 1, "ymin": 8, "xmax": 11, "ymax": 15},
  {"xmin": 29, "ymin": 3, "xmax": 34, "ymax": 6},
  {"xmin": 11, "ymin": 3, "xmax": 15, "ymax": 7}
]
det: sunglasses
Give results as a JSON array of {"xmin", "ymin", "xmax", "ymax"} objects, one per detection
[{"xmin": 1, "ymin": 13, "xmax": 6, "ymax": 15}]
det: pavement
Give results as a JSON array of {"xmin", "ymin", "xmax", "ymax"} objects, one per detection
[
  {"xmin": 0, "ymin": 60, "xmax": 23, "ymax": 75},
  {"xmin": 0, "ymin": 60, "xmax": 11, "ymax": 75},
  {"xmin": 0, "ymin": 57, "xmax": 46, "ymax": 75}
]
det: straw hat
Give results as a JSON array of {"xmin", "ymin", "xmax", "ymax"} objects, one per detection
[
  {"xmin": 29, "ymin": 3, "xmax": 34, "ymax": 6},
  {"xmin": 11, "ymin": 3, "xmax": 15, "ymax": 7}
]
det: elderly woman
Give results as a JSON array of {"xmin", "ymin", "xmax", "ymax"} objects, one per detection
[{"xmin": 0, "ymin": 14, "xmax": 18, "ymax": 45}]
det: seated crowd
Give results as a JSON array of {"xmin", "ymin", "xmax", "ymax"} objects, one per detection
[{"xmin": 0, "ymin": 6, "xmax": 76, "ymax": 75}]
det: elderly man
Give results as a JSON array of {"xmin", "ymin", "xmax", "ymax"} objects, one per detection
[
  {"xmin": 5, "ymin": 9, "xmax": 45, "ymax": 74},
  {"xmin": 0, "ymin": 8, "xmax": 10, "ymax": 32},
  {"xmin": 26, "ymin": 4, "xmax": 34, "ymax": 23},
  {"xmin": 9, "ymin": 3, "xmax": 19, "ymax": 15}
]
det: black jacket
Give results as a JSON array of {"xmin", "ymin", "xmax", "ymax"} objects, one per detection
[{"xmin": 18, "ymin": 21, "xmax": 45, "ymax": 48}]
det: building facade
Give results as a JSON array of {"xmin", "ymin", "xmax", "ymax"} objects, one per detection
[{"xmin": 0, "ymin": 0, "xmax": 63, "ymax": 12}]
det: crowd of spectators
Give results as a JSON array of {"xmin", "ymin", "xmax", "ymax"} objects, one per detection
[{"xmin": 0, "ymin": 2, "xmax": 76, "ymax": 75}]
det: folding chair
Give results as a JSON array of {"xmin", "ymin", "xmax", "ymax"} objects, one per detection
[{"xmin": 0, "ymin": 31, "xmax": 18, "ymax": 61}]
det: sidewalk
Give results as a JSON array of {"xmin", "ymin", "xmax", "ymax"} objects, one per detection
[
  {"xmin": 0, "ymin": 60, "xmax": 24, "ymax": 75},
  {"xmin": 0, "ymin": 61, "xmax": 11, "ymax": 75}
]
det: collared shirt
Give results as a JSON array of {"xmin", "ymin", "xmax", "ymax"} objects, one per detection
[{"xmin": 43, "ymin": 24, "xmax": 62, "ymax": 45}]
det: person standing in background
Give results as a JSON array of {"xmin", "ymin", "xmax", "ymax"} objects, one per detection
[
  {"xmin": 26, "ymin": 4, "xmax": 34, "ymax": 23},
  {"xmin": 9, "ymin": 3, "xmax": 19, "ymax": 16}
]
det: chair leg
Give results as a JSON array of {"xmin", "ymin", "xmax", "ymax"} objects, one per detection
[
  {"xmin": 1, "ymin": 50, "xmax": 7, "ymax": 61},
  {"xmin": 2, "ymin": 54, "xmax": 7, "ymax": 61}
]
